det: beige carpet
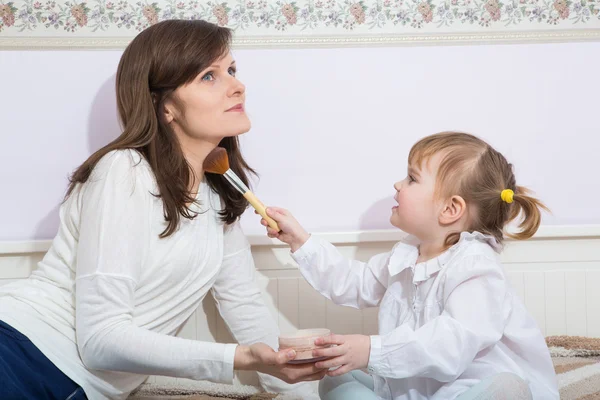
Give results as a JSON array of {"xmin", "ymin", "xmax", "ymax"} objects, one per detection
[
  {"xmin": 128, "ymin": 380, "xmax": 293, "ymax": 400},
  {"xmin": 548, "ymin": 336, "xmax": 600, "ymax": 399},
  {"xmin": 131, "ymin": 395, "xmax": 277, "ymax": 400},
  {"xmin": 132, "ymin": 395, "xmax": 276, "ymax": 400}
]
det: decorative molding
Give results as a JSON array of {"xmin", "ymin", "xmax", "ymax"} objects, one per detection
[
  {"xmin": 1, "ymin": 0, "xmax": 599, "ymax": 49},
  {"xmin": 0, "ymin": 29, "xmax": 598, "ymax": 49},
  {"xmin": 1, "ymin": 224, "xmax": 599, "ymax": 254}
]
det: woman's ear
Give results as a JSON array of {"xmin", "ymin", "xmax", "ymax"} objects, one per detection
[
  {"xmin": 162, "ymin": 100, "xmax": 175, "ymax": 124},
  {"xmin": 439, "ymin": 195, "xmax": 466, "ymax": 225}
]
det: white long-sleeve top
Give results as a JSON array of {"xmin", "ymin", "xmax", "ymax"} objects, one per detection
[
  {"xmin": 291, "ymin": 232, "xmax": 559, "ymax": 400},
  {"xmin": 0, "ymin": 149, "xmax": 315, "ymax": 400}
]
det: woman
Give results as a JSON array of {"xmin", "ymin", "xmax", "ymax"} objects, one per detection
[{"xmin": 0, "ymin": 19, "xmax": 322, "ymax": 400}]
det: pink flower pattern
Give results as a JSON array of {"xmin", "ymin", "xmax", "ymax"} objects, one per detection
[{"xmin": 0, "ymin": 0, "xmax": 597, "ymax": 33}]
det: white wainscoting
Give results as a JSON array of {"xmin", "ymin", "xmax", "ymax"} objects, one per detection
[{"xmin": 1, "ymin": 225, "xmax": 599, "ymax": 387}]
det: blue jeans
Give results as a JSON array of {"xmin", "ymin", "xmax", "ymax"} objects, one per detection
[
  {"xmin": 319, "ymin": 370, "xmax": 533, "ymax": 400},
  {"xmin": 0, "ymin": 320, "xmax": 87, "ymax": 400}
]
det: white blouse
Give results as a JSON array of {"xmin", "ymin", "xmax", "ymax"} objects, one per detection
[
  {"xmin": 0, "ymin": 150, "xmax": 315, "ymax": 399},
  {"xmin": 292, "ymin": 231, "xmax": 559, "ymax": 400}
]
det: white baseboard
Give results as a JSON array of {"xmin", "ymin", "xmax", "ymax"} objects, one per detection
[{"xmin": 2, "ymin": 225, "xmax": 599, "ymax": 386}]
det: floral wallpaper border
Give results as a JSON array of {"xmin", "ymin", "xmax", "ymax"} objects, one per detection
[{"xmin": 1, "ymin": 0, "xmax": 599, "ymax": 48}]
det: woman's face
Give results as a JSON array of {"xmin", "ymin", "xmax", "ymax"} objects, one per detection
[{"xmin": 164, "ymin": 51, "xmax": 250, "ymax": 146}]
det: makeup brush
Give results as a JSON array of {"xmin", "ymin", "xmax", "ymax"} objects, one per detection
[{"xmin": 203, "ymin": 147, "xmax": 280, "ymax": 232}]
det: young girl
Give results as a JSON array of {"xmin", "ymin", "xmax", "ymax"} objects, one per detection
[{"xmin": 261, "ymin": 132, "xmax": 559, "ymax": 400}]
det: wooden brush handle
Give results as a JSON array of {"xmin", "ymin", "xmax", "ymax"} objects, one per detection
[{"xmin": 243, "ymin": 191, "xmax": 280, "ymax": 232}]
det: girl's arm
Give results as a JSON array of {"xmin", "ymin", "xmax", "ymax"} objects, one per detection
[
  {"xmin": 314, "ymin": 254, "xmax": 509, "ymax": 381},
  {"xmin": 263, "ymin": 207, "xmax": 417, "ymax": 309}
]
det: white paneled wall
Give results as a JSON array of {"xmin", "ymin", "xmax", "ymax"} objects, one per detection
[{"xmin": 1, "ymin": 226, "xmax": 599, "ymax": 387}]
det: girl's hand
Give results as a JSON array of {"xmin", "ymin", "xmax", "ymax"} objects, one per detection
[
  {"xmin": 312, "ymin": 334, "xmax": 371, "ymax": 377},
  {"xmin": 259, "ymin": 207, "xmax": 310, "ymax": 252}
]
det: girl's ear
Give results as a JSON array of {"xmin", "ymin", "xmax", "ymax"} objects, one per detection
[{"xmin": 439, "ymin": 195, "xmax": 466, "ymax": 225}]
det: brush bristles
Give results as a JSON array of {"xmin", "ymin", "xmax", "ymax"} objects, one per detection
[{"xmin": 203, "ymin": 147, "xmax": 230, "ymax": 174}]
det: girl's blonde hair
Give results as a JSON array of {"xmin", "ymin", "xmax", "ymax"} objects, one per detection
[{"xmin": 409, "ymin": 131, "xmax": 549, "ymax": 246}]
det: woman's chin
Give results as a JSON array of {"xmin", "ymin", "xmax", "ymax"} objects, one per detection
[{"xmin": 226, "ymin": 121, "xmax": 252, "ymax": 137}]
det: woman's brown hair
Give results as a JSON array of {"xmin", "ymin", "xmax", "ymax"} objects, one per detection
[{"xmin": 66, "ymin": 19, "xmax": 254, "ymax": 238}]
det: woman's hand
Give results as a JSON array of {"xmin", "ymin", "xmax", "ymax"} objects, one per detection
[
  {"xmin": 312, "ymin": 334, "xmax": 371, "ymax": 377},
  {"xmin": 259, "ymin": 207, "xmax": 310, "ymax": 253},
  {"xmin": 234, "ymin": 343, "xmax": 328, "ymax": 384}
]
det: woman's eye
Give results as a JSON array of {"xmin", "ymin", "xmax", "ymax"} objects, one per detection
[{"xmin": 201, "ymin": 72, "xmax": 214, "ymax": 81}]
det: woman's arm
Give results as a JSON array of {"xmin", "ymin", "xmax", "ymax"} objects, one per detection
[
  {"xmin": 75, "ymin": 150, "xmax": 236, "ymax": 383},
  {"xmin": 211, "ymin": 222, "xmax": 321, "ymax": 398}
]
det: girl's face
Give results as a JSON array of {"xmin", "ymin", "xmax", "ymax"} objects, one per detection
[{"xmin": 390, "ymin": 153, "xmax": 445, "ymax": 241}]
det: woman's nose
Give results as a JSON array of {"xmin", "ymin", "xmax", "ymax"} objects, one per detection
[{"xmin": 228, "ymin": 76, "xmax": 245, "ymax": 97}]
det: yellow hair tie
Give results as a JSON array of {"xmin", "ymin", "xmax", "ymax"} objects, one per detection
[{"xmin": 501, "ymin": 189, "xmax": 514, "ymax": 204}]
